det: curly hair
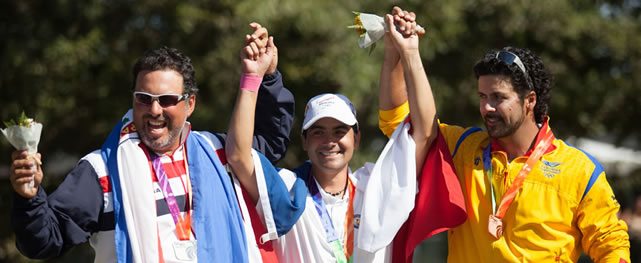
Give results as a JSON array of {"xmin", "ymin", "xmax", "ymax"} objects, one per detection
[
  {"xmin": 131, "ymin": 46, "xmax": 198, "ymax": 95},
  {"xmin": 473, "ymin": 47, "xmax": 552, "ymax": 124}
]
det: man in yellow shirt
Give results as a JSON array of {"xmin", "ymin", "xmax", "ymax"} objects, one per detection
[{"xmin": 378, "ymin": 10, "xmax": 630, "ymax": 262}]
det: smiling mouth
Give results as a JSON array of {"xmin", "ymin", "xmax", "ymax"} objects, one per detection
[
  {"xmin": 319, "ymin": 151, "xmax": 341, "ymax": 156},
  {"xmin": 146, "ymin": 119, "xmax": 167, "ymax": 135},
  {"xmin": 485, "ymin": 116, "xmax": 502, "ymax": 125}
]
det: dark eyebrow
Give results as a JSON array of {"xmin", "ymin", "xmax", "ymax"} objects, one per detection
[{"xmin": 307, "ymin": 123, "xmax": 351, "ymax": 131}]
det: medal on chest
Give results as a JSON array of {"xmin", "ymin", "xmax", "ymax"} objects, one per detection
[
  {"xmin": 173, "ymin": 240, "xmax": 197, "ymax": 261},
  {"xmin": 488, "ymin": 214, "xmax": 503, "ymax": 239},
  {"xmin": 483, "ymin": 128, "xmax": 554, "ymax": 240}
]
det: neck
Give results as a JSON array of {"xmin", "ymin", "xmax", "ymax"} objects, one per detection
[
  {"xmin": 496, "ymin": 120, "xmax": 540, "ymax": 161},
  {"xmin": 311, "ymin": 166, "xmax": 348, "ymax": 194}
]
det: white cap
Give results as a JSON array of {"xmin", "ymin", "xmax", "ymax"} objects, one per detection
[{"xmin": 302, "ymin": 93, "xmax": 358, "ymax": 131}]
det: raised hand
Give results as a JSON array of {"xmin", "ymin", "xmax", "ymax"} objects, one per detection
[
  {"xmin": 391, "ymin": 6, "xmax": 425, "ymax": 37},
  {"xmin": 266, "ymin": 36, "xmax": 278, "ymax": 75},
  {"xmin": 385, "ymin": 6, "xmax": 422, "ymax": 54},
  {"xmin": 10, "ymin": 150, "xmax": 43, "ymax": 198},
  {"xmin": 241, "ymin": 22, "xmax": 274, "ymax": 77}
]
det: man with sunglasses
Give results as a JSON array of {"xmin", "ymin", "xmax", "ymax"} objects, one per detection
[
  {"xmin": 9, "ymin": 24, "xmax": 299, "ymax": 262},
  {"xmin": 378, "ymin": 34, "xmax": 630, "ymax": 262}
]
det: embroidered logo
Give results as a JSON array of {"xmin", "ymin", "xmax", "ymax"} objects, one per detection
[
  {"xmin": 354, "ymin": 214, "xmax": 361, "ymax": 229},
  {"xmin": 541, "ymin": 160, "xmax": 561, "ymax": 178}
]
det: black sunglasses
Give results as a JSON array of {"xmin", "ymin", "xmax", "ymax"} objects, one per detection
[
  {"xmin": 495, "ymin": 51, "xmax": 532, "ymax": 88},
  {"xmin": 133, "ymin": 91, "xmax": 189, "ymax": 107}
]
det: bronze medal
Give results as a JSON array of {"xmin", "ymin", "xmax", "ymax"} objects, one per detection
[{"xmin": 488, "ymin": 215, "xmax": 503, "ymax": 239}]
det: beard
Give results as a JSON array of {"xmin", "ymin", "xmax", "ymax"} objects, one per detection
[
  {"xmin": 484, "ymin": 112, "xmax": 524, "ymax": 139},
  {"xmin": 140, "ymin": 127, "xmax": 182, "ymax": 153},
  {"xmin": 138, "ymin": 114, "xmax": 185, "ymax": 154}
]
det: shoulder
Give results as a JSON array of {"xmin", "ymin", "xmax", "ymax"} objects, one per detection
[
  {"xmin": 552, "ymin": 139, "xmax": 606, "ymax": 200},
  {"xmin": 438, "ymin": 123, "xmax": 488, "ymax": 158},
  {"xmin": 190, "ymin": 131, "xmax": 224, "ymax": 148},
  {"xmin": 79, "ymin": 150, "xmax": 107, "ymax": 178},
  {"xmin": 553, "ymin": 139, "xmax": 604, "ymax": 176}
]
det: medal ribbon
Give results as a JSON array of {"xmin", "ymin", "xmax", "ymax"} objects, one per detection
[
  {"xmin": 484, "ymin": 128, "xmax": 554, "ymax": 219},
  {"xmin": 152, "ymin": 156, "xmax": 192, "ymax": 241},
  {"xmin": 307, "ymin": 176, "xmax": 355, "ymax": 262}
]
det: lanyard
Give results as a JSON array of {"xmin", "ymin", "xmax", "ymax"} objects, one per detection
[
  {"xmin": 484, "ymin": 128, "xmax": 555, "ymax": 219},
  {"xmin": 307, "ymin": 175, "xmax": 355, "ymax": 263},
  {"xmin": 151, "ymin": 154, "xmax": 192, "ymax": 241}
]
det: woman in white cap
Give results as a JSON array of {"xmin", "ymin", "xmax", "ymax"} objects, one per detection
[{"xmin": 225, "ymin": 6, "xmax": 466, "ymax": 263}]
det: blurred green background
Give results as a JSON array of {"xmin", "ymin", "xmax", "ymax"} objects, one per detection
[{"xmin": 1, "ymin": 0, "xmax": 640, "ymax": 262}]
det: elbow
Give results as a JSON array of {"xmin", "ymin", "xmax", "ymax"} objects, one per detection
[
  {"xmin": 225, "ymin": 146, "xmax": 244, "ymax": 168},
  {"xmin": 16, "ymin": 237, "xmax": 62, "ymax": 259},
  {"xmin": 413, "ymin": 131, "xmax": 436, "ymax": 150}
]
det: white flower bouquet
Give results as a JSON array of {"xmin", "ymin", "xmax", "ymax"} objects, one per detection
[
  {"xmin": 348, "ymin": 11, "xmax": 426, "ymax": 51},
  {"xmin": 2, "ymin": 112, "xmax": 43, "ymax": 190}
]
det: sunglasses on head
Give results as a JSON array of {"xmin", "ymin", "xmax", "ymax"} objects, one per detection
[
  {"xmin": 495, "ymin": 51, "xmax": 532, "ymax": 88},
  {"xmin": 133, "ymin": 91, "xmax": 189, "ymax": 107}
]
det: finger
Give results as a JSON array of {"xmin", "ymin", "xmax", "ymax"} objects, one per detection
[
  {"xmin": 265, "ymin": 36, "xmax": 275, "ymax": 55},
  {"xmin": 416, "ymin": 25, "xmax": 426, "ymax": 36},
  {"xmin": 267, "ymin": 36, "xmax": 275, "ymax": 49},
  {"xmin": 408, "ymin": 12, "xmax": 416, "ymax": 21},
  {"xmin": 394, "ymin": 15, "xmax": 406, "ymax": 32},
  {"xmin": 243, "ymin": 45, "xmax": 255, "ymax": 60},
  {"xmin": 251, "ymin": 27, "xmax": 269, "ymax": 42},
  {"xmin": 403, "ymin": 10, "xmax": 411, "ymax": 20},
  {"xmin": 12, "ymin": 156, "xmax": 36, "ymax": 169},
  {"xmin": 392, "ymin": 6, "xmax": 403, "ymax": 16},
  {"xmin": 245, "ymin": 34, "xmax": 253, "ymax": 44},
  {"xmin": 396, "ymin": 7, "xmax": 405, "ymax": 18},
  {"xmin": 405, "ymin": 21, "xmax": 415, "ymax": 36},
  {"xmin": 13, "ymin": 172, "xmax": 36, "ymax": 185},
  {"xmin": 11, "ymin": 150, "xmax": 28, "ymax": 161},
  {"xmin": 249, "ymin": 22, "xmax": 262, "ymax": 30},
  {"xmin": 249, "ymin": 42, "xmax": 260, "ymax": 60},
  {"xmin": 386, "ymin": 14, "xmax": 402, "ymax": 39}
]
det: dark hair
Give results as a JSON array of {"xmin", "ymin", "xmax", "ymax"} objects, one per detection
[
  {"xmin": 473, "ymin": 47, "xmax": 552, "ymax": 124},
  {"xmin": 131, "ymin": 46, "xmax": 198, "ymax": 95}
]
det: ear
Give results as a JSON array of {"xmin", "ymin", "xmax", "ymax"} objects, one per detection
[
  {"xmin": 525, "ymin": 91, "xmax": 536, "ymax": 112},
  {"xmin": 354, "ymin": 130, "xmax": 361, "ymax": 149}
]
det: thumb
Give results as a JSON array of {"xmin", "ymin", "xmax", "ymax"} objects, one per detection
[
  {"xmin": 385, "ymin": 14, "xmax": 402, "ymax": 41},
  {"xmin": 266, "ymin": 36, "xmax": 275, "ymax": 55}
]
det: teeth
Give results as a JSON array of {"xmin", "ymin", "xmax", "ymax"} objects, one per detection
[
  {"xmin": 148, "ymin": 120, "xmax": 165, "ymax": 126},
  {"xmin": 320, "ymin": 151, "xmax": 339, "ymax": 156}
]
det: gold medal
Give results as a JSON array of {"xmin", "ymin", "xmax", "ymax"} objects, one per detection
[{"xmin": 488, "ymin": 215, "xmax": 503, "ymax": 239}]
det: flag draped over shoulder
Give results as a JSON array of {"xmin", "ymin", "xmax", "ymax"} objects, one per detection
[
  {"xmin": 100, "ymin": 110, "xmax": 248, "ymax": 263},
  {"xmin": 391, "ymin": 131, "xmax": 467, "ymax": 263}
]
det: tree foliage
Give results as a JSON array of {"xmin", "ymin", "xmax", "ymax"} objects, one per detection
[{"xmin": 1, "ymin": 0, "xmax": 640, "ymax": 262}]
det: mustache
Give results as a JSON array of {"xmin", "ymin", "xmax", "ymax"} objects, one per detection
[
  {"xmin": 484, "ymin": 113, "xmax": 502, "ymax": 120},
  {"xmin": 143, "ymin": 114, "xmax": 167, "ymax": 121}
]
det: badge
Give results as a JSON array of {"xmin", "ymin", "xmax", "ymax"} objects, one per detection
[
  {"xmin": 173, "ymin": 240, "xmax": 197, "ymax": 261},
  {"xmin": 488, "ymin": 215, "xmax": 503, "ymax": 239}
]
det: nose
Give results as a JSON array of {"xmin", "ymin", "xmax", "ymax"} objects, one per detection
[
  {"xmin": 481, "ymin": 100, "xmax": 495, "ymax": 114},
  {"xmin": 149, "ymin": 100, "xmax": 163, "ymax": 116},
  {"xmin": 320, "ymin": 133, "xmax": 339, "ymax": 146}
]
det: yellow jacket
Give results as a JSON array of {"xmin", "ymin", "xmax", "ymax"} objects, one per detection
[{"xmin": 379, "ymin": 104, "xmax": 630, "ymax": 262}]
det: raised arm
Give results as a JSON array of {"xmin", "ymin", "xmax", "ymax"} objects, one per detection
[
  {"xmin": 379, "ymin": 28, "xmax": 407, "ymax": 112},
  {"xmin": 215, "ymin": 31, "xmax": 293, "ymax": 164},
  {"xmin": 226, "ymin": 23, "xmax": 276, "ymax": 203},
  {"xmin": 385, "ymin": 7, "xmax": 437, "ymax": 169}
]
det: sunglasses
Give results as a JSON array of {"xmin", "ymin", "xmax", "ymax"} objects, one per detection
[
  {"xmin": 495, "ymin": 51, "xmax": 532, "ymax": 88},
  {"xmin": 133, "ymin": 91, "xmax": 189, "ymax": 107}
]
